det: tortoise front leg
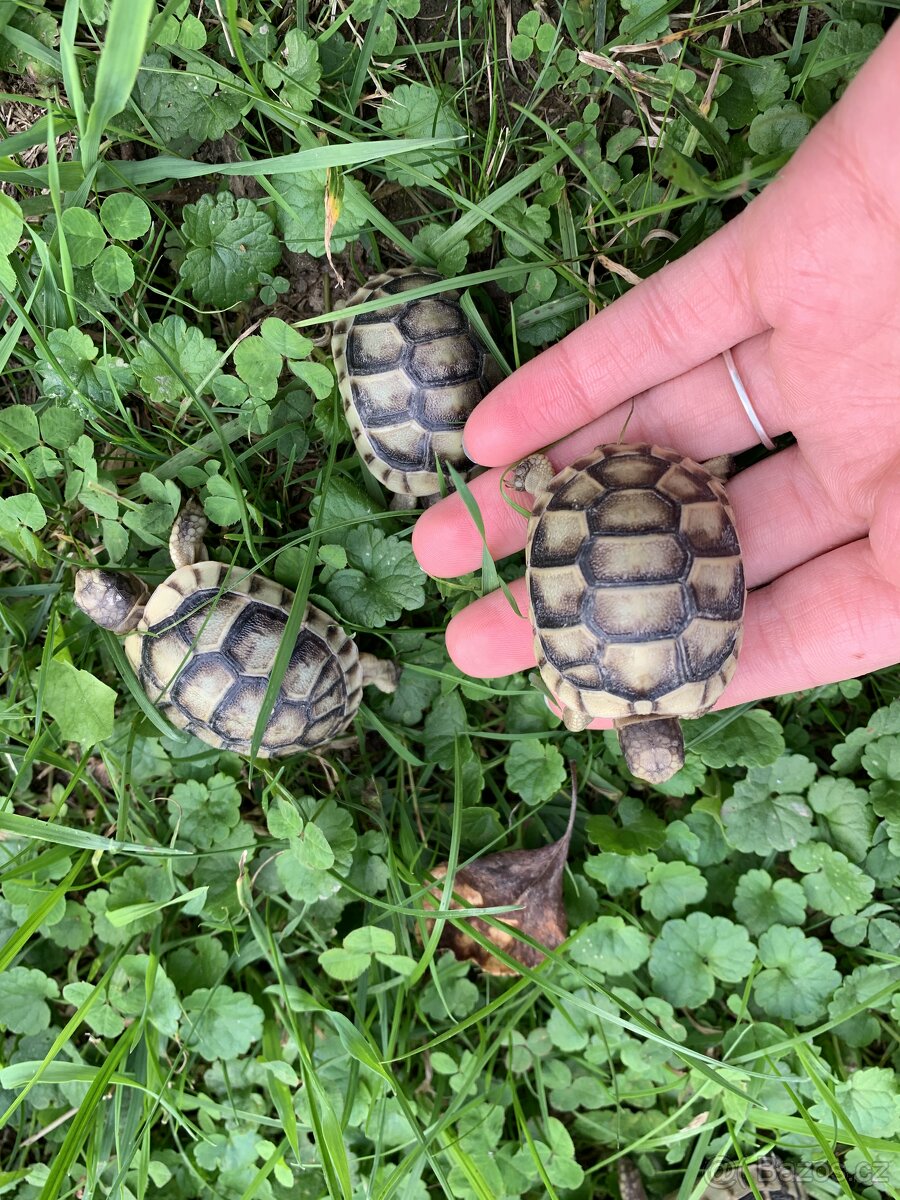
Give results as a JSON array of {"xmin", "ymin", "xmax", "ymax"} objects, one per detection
[
  {"xmin": 512, "ymin": 453, "xmax": 556, "ymax": 496},
  {"xmin": 169, "ymin": 498, "xmax": 209, "ymax": 568},
  {"xmin": 359, "ymin": 652, "xmax": 400, "ymax": 693}
]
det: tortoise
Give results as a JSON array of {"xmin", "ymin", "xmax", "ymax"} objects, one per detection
[
  {"xmin": 619, "ymin": 1154, "xmax": 806, "ymax": 1200},
  {"xmin": 514, "ymin": 443, "xmax": 745, "ymax": 784},
  {"xmin": 331, "ymin": 267, "xmax": 501, "ymax": 505},
  {"xmin": 73, "ymin": 500, "xmax": 398, "ymax": 757}
]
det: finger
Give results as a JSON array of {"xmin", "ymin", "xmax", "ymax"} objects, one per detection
[
  {"xmin": 464, "ymin": 218, "xmax": 769, "ymax": 466},
  {"xmin": 415, "ymin": 439, "xmax": 866, "ymax": 595},
  {"xmin": 445, "ymin": 540, "xmax": 900, "ymax": 711},
  {"xmin": 415, "ymin": 331, "xmax": 780, "ymax": 578}
]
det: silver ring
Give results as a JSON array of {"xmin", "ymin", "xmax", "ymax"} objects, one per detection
[{"xmin": 722, "ymin": 347, "xmax": 775, "ymax": 450}]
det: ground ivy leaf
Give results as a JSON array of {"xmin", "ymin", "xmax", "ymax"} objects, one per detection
[
  {"xmin": 648, "ymin": 913, "xmax": 756, "ymax": 1008},
  {"xmin": 570, "ymin": 915, "xmax": 650, "ymax": 975},
  {"xmin": 273, "ymin": 168, "xmax": 369, "ymax": 258},
  {"xmin": 807, "ymin": 776, "xmax": 875, "ymax": 862},
  {"xmin": 583, "ymin": 851, "xmax": 658, "ymax": 894},
  {"xmin": 378, "ymin": 82, "xmax": 465, "ymax": 185},
  {"xmin": 44, "ymin": 900, "xmax": 92, "ymax": 950},
  {"xmin": 39, "ymin": 659, "xmax": 116, "ymax": 745},
  {"xmin": 62, "ymin": 982, "xmax": 125, "ymax": 1038},
  {"xmin": 325, "ymin": 527, "xmax": 425, "ymax": 627},
  {"xmin": 262, "ymin": 28, "xmax": 321, "ymax": 113},
  {"xmin": 810, "ymin": 1068, "xmax": 900, "ymax": 1138},
  {"xmin": 167, "ymin": 773, "xmax": 242, "ymax": 849},
  {"xmin": 295, "ymin": 821, "xmax": 334, "ymax": 871},
  {"xmin": 181, "ymin": 985, "xmax": 264, "ymax": 1060},
  {"xmin": 752, "ymin": 924, "xmax": 840, "ymax": 1025},
  {"xmin": 179, "ymin": 192, "xmax": 281, "ymax": 307},
  {"xmin": 266, "ymin": 795, "xmax": 304, "ymax": 840},
  {"xmin": 586, "ymin": 797, "xmax": 667, "ymax": 856},
  {"xmin": 689, "ymin": 708, "xmax": 785, "ymax": 768},
  {"xmin": 0, "ymin": 966, "xmax": 59, "ymax": 1034},
  {"xmin": 132, "ymin": 315, "xmax": 221, "ymax": 405},
  {"xmin": 721, "ymin": 754, "xmax": 816, "ymax": 853},
  {"xmin": 260, "ymin": 317, "xmax": 312, "ymax": 360},
  {"xmin": 732, "ymin": 869, "xmax": 807, "ymax": 935},
  {"xmin": 789, "ymin": 841, "xmax": 875, "ymax": 916},
  {"xmin": 640, "ymin": 861, "xmax": 707, "ymax": 920},
  {"xmin": 419, "ymin": 952, "xmax": 478, "ymax": 1020},
  {"xmin": 832, "ymin": 699, "xmax": 900, "ymax": 772},
  {"xmin": 134, "ymin": 53, "xmax": 248, "ymax": 153},
  {"xmin": 505, "ymin": 738, "xmax": 566, "ymax": 806},
  {"xmin": 748, "ymin": 102, "xmax": 811, "ymax": 154},
  {"xmin": 110, "ymin": 955, "xmax": 182, "ymax": 1037},
  {"xmin": 344, "ymin": 925, "xmax": 395, "ymax": 956},
  {"xmin": 422, "ymin": 691, "xmax": 468, "ymax": 768}
]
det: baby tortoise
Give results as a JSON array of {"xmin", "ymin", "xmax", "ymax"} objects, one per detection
[
  {"xmin": 423, "ymin": 789, "xmax": 576, "ymax": 975},
  {"xmin": 331, "ymin": 267, "xmax": 501, "ymax": 505},
  {"xmin": 515, "ymin": 443, "xmax": 745, "ymax": 784},
  {"xmin": 73, "ymin": 501, "xmax": 398, "ymax": 757},
  {"xmin": 619, "ymin": 1154, "xmax": 806, "ymax": 1200}
]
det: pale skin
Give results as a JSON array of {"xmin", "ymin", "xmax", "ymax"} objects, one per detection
[{"xmin": 412, "ymin": 23, "xmax": 900, "ymax": 719}]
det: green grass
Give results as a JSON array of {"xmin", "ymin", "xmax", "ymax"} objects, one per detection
[{"xmin": 1, "ymin": 1, "xmax": 899, "ymax": 1199}]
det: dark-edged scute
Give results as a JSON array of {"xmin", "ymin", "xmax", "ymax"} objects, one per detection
[
  {"xmin": 170, "ymin": 589, "xmax": 246, "ymax": 650},
  {"xmin": 223, "ymin": 605, "xmax": 288, "ymax": 675},
  {"xmin": 399, "ymin": 297, "xmax": 465, "ymax": 341},
  {"xmin": 527, "ymin": 444, "xmax": 744, "ymax": 712},
  {"xmin": 346, "ymin": 323, "xmax": 406, "ymax": 373},
  {"xmin": 409, "ymin": 333, "xmax": 483, "ymax": 388}
]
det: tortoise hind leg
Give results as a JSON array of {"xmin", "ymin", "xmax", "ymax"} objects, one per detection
[
  {"xmin": 614, "ymin": 716, "xmax": 684, "ymax": 784},
  {"xmin": 359, "ymin": 652, "xmax": 400, "ymax": 693},
  {"xmin": 170, "ymin": 498, "xmax": 209, "ymax": 568},
  {"xmin": 512, "ymin": 453, "xmax": 555, "ymax": 496}
]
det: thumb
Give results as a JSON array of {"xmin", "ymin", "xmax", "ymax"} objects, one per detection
[{"xmin": 869, "ymin": 458, "xmax": 900, "ymax": 589}]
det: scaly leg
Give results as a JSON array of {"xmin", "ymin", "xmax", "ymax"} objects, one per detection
[
  {"xmin": 169, "ymin": 498, "xmax": 209, "ymax": 568},
  {"xmin": 512, "ymin": 453, "xmax": 556, "ymax": 496},
  {"xmin": 359, "ymin": 652, "xmax": 400, "ymax": 694}
]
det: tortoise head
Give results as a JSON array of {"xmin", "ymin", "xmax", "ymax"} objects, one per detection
[{"xmin": 74, "ymin": 570, "xmax": 148, "ymax": 633}]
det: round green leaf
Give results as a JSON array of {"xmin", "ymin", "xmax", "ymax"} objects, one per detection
[
  {"xmin": 100, "ymin": 193, "xmax": 152, "ymax": 240},
  {"xmin": 92, "ymin": 245, "xmax": 135, "ymax": 295},
  {"xmin": 60, "ymin": 206, "xmax": 106, "ymax": 266}
]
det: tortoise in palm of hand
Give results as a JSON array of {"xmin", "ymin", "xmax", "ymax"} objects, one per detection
[
  {"xmin": 332, "ymin": 268, "xmax": 501, "ymax": 505},
  {"xmin": 515, "ymin": 443, "xmax": 745, "ymax": 784},
  {"xmin": 73, "ymin": 501, "xmax": 398, "ymax": 757}
]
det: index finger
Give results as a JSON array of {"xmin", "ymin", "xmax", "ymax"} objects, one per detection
[{"xmin": 465, "ymin": 217, "xmax": 765, "ymax": 466}]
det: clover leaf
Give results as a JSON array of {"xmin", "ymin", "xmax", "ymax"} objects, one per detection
[
  {"xmin": 36, "ymin": 327, "xmax": 133, "ymax": 414},
  {"xmin": 648, "ymin": 913, "xmax": 756, "ymax": 1008},
  {"xmin": 721, "ymin": 754, "xmax": 816, "ymax": 853},
  {"xmin": 110, "ymin": 955, "xmax": 182, "ymax": 1037},
  {"xmin": 583, "ymin": 851, "xmax": 658, "ymax": 894},
  {"xmin": 505, "ymin": 738, "xmax": 566, "ymax": 806},
  {"xmin": 274, "ymin": 799, "xmax": 357, "ymax": 903},
  {"xmin": 181, "ymin": 985, "xmax": 264, "ymax": 1061},
  {"xmin": 570, "ymin": 916, "xmax": 650, "ymax": 975},
  {"xmin": 752, "ymin": 925, "xmax": 840, "ymax": 1025},
  {"xmin": 62, "ymin": 982, "xmax": 125, "ymax": 1038},
  {"xmin": 378, "ymin": 82, "xmax": 465, "ymax": 186},
  {"xmin": 789, "ymin": 841, "xmax": 875, "ymax": 916},
  {"xmin": 325, "ymin": 526, "xmax": 426, "ymax": 627},
  {"xmin": 319, "ymin": 926, "xmax": 415, "ymax": 981},
  {"xmin": 178, "ymin": 192, "xmax": 281, "ymax": 308},
  {"xmin": 732, "ymin": 869, "xmax": 807, "ymax": 935}
]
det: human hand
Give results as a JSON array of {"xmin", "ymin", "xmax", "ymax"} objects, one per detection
[{"xmin": 412, "ymin": 23, "xmax": 900, "ymax": 720}]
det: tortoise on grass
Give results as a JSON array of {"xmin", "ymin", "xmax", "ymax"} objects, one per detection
[
  {"xmin": 619, "ymin": 1154, "xmax": 806, "ymax": 1200},
  {"xmin": 332, "ymin": 268, "xmax": 501, "ymax": 505},
  {"xmin": 73, "ymin": 501, "xmax": 398, "ymax": 757},
  {"xmin": 515, "ymin": 443, "xmax": 745, "ymax": 784}
]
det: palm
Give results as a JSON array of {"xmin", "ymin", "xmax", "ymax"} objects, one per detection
[{"xmin": 412, "ymin": 25, "xmax": 900, "ymax": 714}]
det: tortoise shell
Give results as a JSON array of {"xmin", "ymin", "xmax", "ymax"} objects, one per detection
[
  {"xmin": 332, "ymin": 268, "xmax": 500, "ymax": 496},
  {"xmin": 124, "ymin": 562, "xmax": 362, "ymax": 756},
  {"xmin": 527, "ymin": 443, "xmax": 745, "ymax": 726}
]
